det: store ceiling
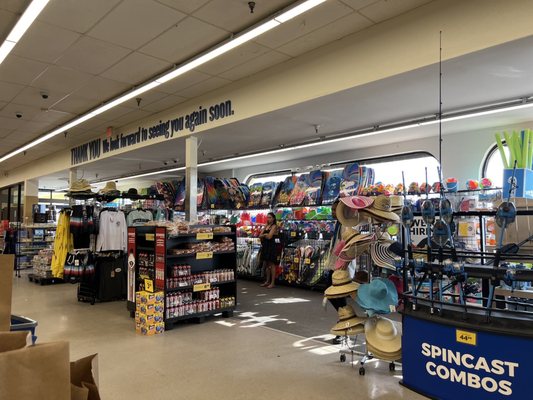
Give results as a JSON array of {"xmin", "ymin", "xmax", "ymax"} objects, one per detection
[{"xmin": 0, "ymin": 0, "xmax": 434, "ymax": 172}]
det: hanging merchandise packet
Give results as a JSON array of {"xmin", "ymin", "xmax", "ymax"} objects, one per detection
[
  {"xmin": 322, "ymin": 170, "xmax": 343, "ymax": 204},
  {"xmin": 339, "ymin": 163, "xmax": 360, "ymax": 197},
  {"xmin": 289, "ymin": 174, "xmax": 310, "ymax": 206},
  {"xmin": 304, "ymin": 170, "xmax": 325, "ymax": 205}
]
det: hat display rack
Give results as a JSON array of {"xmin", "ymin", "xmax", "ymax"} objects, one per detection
[{"xmin": 324, "ymin": 192, "xmax": 405, "ymax": 376}]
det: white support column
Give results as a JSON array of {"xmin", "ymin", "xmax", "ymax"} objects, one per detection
[
  {"xmin": 23, "ymin": 178, "xmax": 39, "ymax": 223},
  {"xmin": 185, "ymin": 136, "xmax": 198, "ymax": 223}
]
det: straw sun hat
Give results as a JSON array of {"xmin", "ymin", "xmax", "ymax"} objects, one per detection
[
  {"xmin": 365, "ymin": 316, "xmax": 402, "ymax": 358},
  {"xmin": 338, "ymin": 233, "xmax": 374, "ymax": 262},
  {"xmin": 324, "ymin": 270, "xmax": 359, "ymax": 299},
  {"xmin": 336, "ymin": 196, "xmax": 374, "ymax": 227},
  {"xmin": 330, "ymin": 305, "xmax": 367, "ymax": 333},
  {"xmin": 69, "ymin": 179, "xmax": 94, "ymax": 193},
  {"xmin": 359, "ymin": 195, "xmax": 400, "ymax": 222}
]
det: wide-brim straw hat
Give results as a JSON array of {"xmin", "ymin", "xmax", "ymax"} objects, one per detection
[
  {"xmin": 331, "ymin": 306, "xmax": 366, "ymax": 331},
  {"xmin": 356, "ymin": 278, "xmax": 398, "ymax": 314},
  {"xmin": 365, "ymin": 317, "xmax": 402, "ymax": 354},
  {"xmin": 336, "ymin": 196, "xmax": 374, "ymax": 227},
  {"xmin": 338, "ymin": 233, "xmax": 374, "ymax": 261},
  {"xmin": 370, "ymin": 241, "xmax": 401, "ymax": 270},
  {"xmin": 389, "ymin": 195, "xmax": 403, "ymax": 211},
  {"xmin": 99, "ymin": 181, "xmax": 118, "ymax": 194},
  {"xmin": 69, "ymin": 179, "xmax": 94, "ymax": 193},
  {"xmin": 324, "ymin": 270, "xmax": 359, "ymax": 298},
  {"xmin": 331, "ymin": 323, "xmax": 365, "ymax": 336},
  {"xmin": 362, "ymin": 195, "xmax": 400, "ymax": 222},
  {"xmin": 366, "ymin": 342, "xmax": 402, "ymax": 361}
]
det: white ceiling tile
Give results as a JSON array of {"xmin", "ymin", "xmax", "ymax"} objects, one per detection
[
  {"xmin": 56, "ymin": 37, "xmax": 132, "ymax": 75},
  {"xmin": 0, "ymin": 0, "xmax": 28, "ymax": 13},
  {"xmin": 10, "ymin": 86, "xmax": 68, "ymax": 108},
  {"xmin": 100, "ymin": 52, "xmax": 171, "ymax": 85},
  {"xmin": 255, "ymin": 1, "xmax": 353, "ymax": 49},
  {"xmin": 276, "ymin": 11, "xmax": 373, "ymax": 57},
  {"xmin": 131, "ymin": 90, "xmax": 169, "ymax": 108},
  {"xmin": 359, "ymin": 0, "xmax": 433, "ymax": 23},
  {"xmin": 178, "ymin": 76, "xmax": 232, "ymax": 98},
  {"xmin": 0, "ymin": 102, "xmax": 42, "ymax": 121},
  {"xmin": 37, "ymin": 0, "xmax": 122, "ymax": 34},
  {"xmin": 193, "ymin": 0, "xmax": 293, "ymax": 32},
  {"xmin": 155, "ymin": 0, "xmax": 210, "ymax": 14},
  {"xmin": 0, "ymin": 117, "xmax": 21, "ymax": 132},
  {"xmin": 94, "ymin": 106, "xmax": 135, "ymax": 122},
  {"xmin": 140, "ymin": 94, "xmax": 186, "ymax": 112},
  {"xmin": 73, "ymin": 77, "xmax": 131, "ymax": 103},
  {"xmin": 139, "ymin": 16, "xmax": 228, "ymax": 64},
  {"xmin": 0, "ymin": 127, "xmax": 14, "ymax": 139},
  {"xmin": 155, "ymin": 70, "xmax": 211, "ymax": 94},
  {"xmin": 339, "ymin": 0, "xmax": 381, "ymax": 10},
  {"xmin": 31, "ymin": 109, "xmax": 74, "ymax": 125},
  {"xmin": 31, "ymin": 65, "xmax": 94, "ymax": 94},
  {"xmin": 77, "ymin": 116, "xmax": 109, "ymax": 131},
  {"xmin": 0, "ymin": 9, "xmax": 18, "ymax": 39},
  {"xmin": 0, "ymin": 55, "xmax": 49, "ymax": 86},
  {"xmin": 219, "ymin": 50, "xmax": 291, "ymax": 81},
  {"xmin": 196, "ymin": 42, "xmax": 270, "ymax": 75},
  {"xmin": 87, "ymin": 0, "xmax": 186, "ymax": 50},
  {"xmin": 0, "ymin": 81, "xmax": 25, "ymax": 102},
  {"xmin": 109, "ymin": 109, "xmax": 155, "ymax": 129},
  {"xmin": 12, "ymin": 21, "xmax": 81, "ymax": 63},
  {"xmin": 51, "ymin": 95, "xmax": 97, "ymax": 115}
]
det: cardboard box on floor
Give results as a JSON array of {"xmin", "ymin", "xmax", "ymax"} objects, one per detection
[
  {"xmin": 0, "ymin": 331, "xmax": 100, "ymax": 400},
  {"xmin": 0, "ymin": 254, "xmax": 14, "ymax": 331}
]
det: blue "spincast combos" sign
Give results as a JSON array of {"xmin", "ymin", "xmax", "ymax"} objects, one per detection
[{"xmin": 402, "ymin": 315, "xmax": 531, "ymax": 399}]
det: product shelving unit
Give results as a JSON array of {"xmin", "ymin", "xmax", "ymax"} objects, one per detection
[
  {"xmin": 127, "ymin": 225, "xmax": 237, "ymax": 329},
  {"xmin": 15, "ymin": 224, "xmax": 56, "ymax": 278}
]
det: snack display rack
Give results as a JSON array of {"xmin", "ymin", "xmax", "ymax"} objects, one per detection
[
  {"xmin": 127, "ymin": 225, "xmax": 237, "ymax": 329},
  {"xmin": 15, "ymin": 224, "xmax": 56, "ymax": 278}
]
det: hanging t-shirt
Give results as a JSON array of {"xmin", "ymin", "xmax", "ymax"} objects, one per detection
[
  {"xmin": 96, "ymin": 210, "xmax": 127, "ymax": 251},
  {"xmin": 126, "ymin": 209, "xmax": 153, "ymax": 227}
]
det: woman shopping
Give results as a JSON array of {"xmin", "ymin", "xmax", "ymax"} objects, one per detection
[{"xmin": 259, "ymin": 212, "xmax": 280, "ymax": 289}]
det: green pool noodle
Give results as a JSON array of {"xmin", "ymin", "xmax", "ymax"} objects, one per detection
[
  {"xmin": 495, "ymin": 132, "xmax": 509, "ymax": 168},
  {"xmin": 503, "ymin": 131, "xmax": 516, "ymax": 167}
]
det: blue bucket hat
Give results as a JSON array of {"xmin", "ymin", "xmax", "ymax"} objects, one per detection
[{"xmin": 356, "ymin": 278, "xmax": 398, "ymax": 316}]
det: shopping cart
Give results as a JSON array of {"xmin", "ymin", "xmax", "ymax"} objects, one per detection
[{"xmin": 10, "ymin": 315, "xmax": 38, "ymax": 344}]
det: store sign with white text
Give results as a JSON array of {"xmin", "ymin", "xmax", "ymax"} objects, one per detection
[{"xmin": 70, "ymin": 100, "xmax": 235, "ymax": 166}]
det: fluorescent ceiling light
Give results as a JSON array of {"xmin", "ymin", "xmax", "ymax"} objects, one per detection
[
  {"xmin": 0, "ymin": 41, "xmax": 16, "ymax": 65},
  {"xmin": 156, "ymin": 19, "xmax": 280, "ymax": 84},
  {"xmin": 117, "ymin": 166, "xmax": 186, "ymax": 182},
  {"xmin": 0, "ymin": 0, "xmax": 49, "ymax": 65},
  {"xmin": 0, "ymin": 1, "xmax": 323, "ymax": 165},
  {"xmin": 275, "ymin": 0, "xmax": 326, "ymax": 23}
]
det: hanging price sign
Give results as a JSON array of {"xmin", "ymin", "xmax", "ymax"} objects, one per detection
[
  {"xmin": 144, "ymin": 279, "xmax": 154, "ymax": 293},
  {"xmin": 193, "ymin": 283, "xmax": 211, "ymax": 292},
  {"xmin": 196, "ymin": 251, "xmax": 213, "ymax": 260},
  {"xmin": 196, "ymin": 232, "xmax": 213, "ymax": 240}
]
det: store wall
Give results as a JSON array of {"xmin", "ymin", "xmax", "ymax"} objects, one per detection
[{"xmin": 228, "ymin": 121, "xmax": 533, "ymax": 185}]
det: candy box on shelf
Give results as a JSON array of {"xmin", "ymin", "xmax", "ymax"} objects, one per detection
[{"xmin": 136, "ymin": 291, "xmax": 164, "ymax": 305}]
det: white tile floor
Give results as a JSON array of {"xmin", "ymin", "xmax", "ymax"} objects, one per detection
[{"xmin": 11, "ymin": 274, "xmax": 426, "ymax": 399}]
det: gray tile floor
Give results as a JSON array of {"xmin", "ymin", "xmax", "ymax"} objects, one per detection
[{"xmin": 11, "ymin": 274, "xmax": 426, "ymax": 399}]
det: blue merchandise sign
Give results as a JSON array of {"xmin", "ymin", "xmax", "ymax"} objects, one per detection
[
  {"xmin": 503, "ymin": 168, "xmax": 533, "ymax": 199},
  {"xmin": 402, "ymin": 315, "xmax": 532, "ymax": 399}
]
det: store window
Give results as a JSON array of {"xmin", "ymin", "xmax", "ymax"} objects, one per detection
[
  {"xmin": 482, "ymin": 144, "xmax": 509, "ymax": 189},
  {"xmin": 246, "ymin": 152, "xmax": 440, "ymax": 187},
  {"xmin": 0, "ymin": 183, "xmax": 24, "ymax": 223}
]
